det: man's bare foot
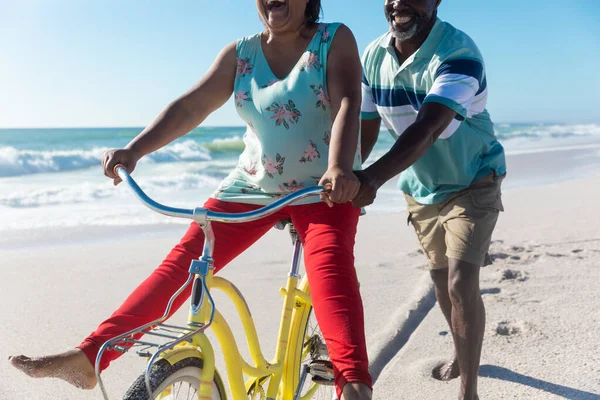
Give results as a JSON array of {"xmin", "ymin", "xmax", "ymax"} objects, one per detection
[
  {"xmin": 432, "ymin": 357, "xmax": 460, "ymax": 381},
  {"xmin": 459, "ymin": 392, "xmax": 479, "ymax": 400},
  {"xmin": 9, "ymin": 349, "xmax": 97, "ymax": 390}
]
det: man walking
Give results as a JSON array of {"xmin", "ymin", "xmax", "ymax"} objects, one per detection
[{"xmin": 354, "ymin": 1, "xmax": 506, "ymax": 399}]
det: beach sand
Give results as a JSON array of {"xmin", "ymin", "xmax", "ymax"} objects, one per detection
[
  {"xmin": 1, "ymin": 169, "xmax": 599, "ymax": 399},
  {"xmin": 373, "ymin": 176, "xmax": 600, "ymax": 399}
]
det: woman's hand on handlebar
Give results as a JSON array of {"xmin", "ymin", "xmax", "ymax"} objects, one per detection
[
  {"xmin": 102, "ymin": 148, "xmax": 142, "ymax": 186},
  {"xmin": 318, "ymin": 166, "xmax": 361, "ymax": 207}
]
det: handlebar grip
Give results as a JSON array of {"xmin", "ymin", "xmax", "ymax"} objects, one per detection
[{"xmin": 113, "ymin": 164, "xmax": 126, "ymax": 177}]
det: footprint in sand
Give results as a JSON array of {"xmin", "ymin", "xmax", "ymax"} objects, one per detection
[
  {"xmin": 495, "ymin": 320, "xmax": 546, "ymax": 339},
  {"xmin": 407, "ymin": 249, "xmax": 424, "ymax": 257},
  {"xmin": 490, "ymin": 252, "xmax": 510, "ymax": 261},
  {"xmin": 495, "ymin": 321, "xmax": 521, "ymax": 336},
  {"xmin": 481, "ymin": 287, "xmax": 501, "ymax": 295},
  {"xmin": 499, "ymin": 269, "xmax": 528, "ymax": 283},
  {"xmin": 490, "ymin": 248, "xmax": 532, "ymax": 264}
]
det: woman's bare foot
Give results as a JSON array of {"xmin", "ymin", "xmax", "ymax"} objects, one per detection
[
  {"xmin": 342, "ymin": 382, "xmax": 372, "ymax": 400},
  {"xmin": 432, "ymin": 357, "xmax": 460, "ymax": 381},
  {"xmin": 9, "ymin": 349, "xmax": 97, "ymax": 390}
]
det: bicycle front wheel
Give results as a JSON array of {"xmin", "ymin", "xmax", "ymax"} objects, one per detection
[
  {"xmin": 285, "ymin": 276, "xmax": 336, "ymax": 400},
  {"xmin": 124, "ymin": 357, "xmax": 227, "ymax": 400}
]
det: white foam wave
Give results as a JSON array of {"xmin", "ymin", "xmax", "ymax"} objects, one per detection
[
  {"xmin": 0, "ymin": 172, "xmax": 221, "ymax": 209},
  {"xmin": 140, "ymin": 172, "xmax": 222, "ymax": 192},
  {"xmin": 0, "ymin": 146, "xmax": 107, "ymax": 177},
  {"xmin": 0, "ymin": 183, "xmax": 113, "ymax": 208},
  {"xmin": 202, "ymin": 136, "xmax": 245, "ymax": 153},
  {"xmin": 497, "ymin": 123, "xmax": 600, "ymax": 140},
  {"xmin": 146, "ymin": 140, "xmax": 212, "ymax": 163},
  {"xmin": 0, "ymin": 140, "xmax": 212, "ymax": 178}
]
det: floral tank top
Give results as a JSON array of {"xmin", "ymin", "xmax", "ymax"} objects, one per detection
[{"xmin": 212, "ymin": 23, "xmax": 362, "ymax": 205}]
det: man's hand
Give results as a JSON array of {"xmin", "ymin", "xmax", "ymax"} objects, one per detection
[
  {"xmin": 352, "ymin": 170, "xmax": 381, "ymax": 208},
  {"xmin": 319, "ymin": 166, "xmax": 361, "ymax": 207}
]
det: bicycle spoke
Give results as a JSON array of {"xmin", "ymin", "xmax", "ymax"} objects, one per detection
[
  {"xmin": 297, "ymin": 310, "xmax": 336, "ymax": 400},
  {"xmin": 174, "ymin": 382, "xmax": 182, "ymax": 399}
]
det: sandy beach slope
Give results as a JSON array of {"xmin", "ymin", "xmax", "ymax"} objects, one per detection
[
  {"xmin": 1, "ymin": 175, "xmax": 599, "ymax": 399},
  {"xmin": 374, "ymin": 176, "xmax": 600, "ymax": 399}
]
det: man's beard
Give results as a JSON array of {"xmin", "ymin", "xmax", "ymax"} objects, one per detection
[
  {"xmin": 390, "ymin": 22, "xmax": 420, "ymax": 41},
  {"xmin": 388, "ymin": 11, "xmax": 435, "ymax": 41}
]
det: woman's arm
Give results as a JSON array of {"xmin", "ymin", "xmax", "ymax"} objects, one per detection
[
  {"xmin": 319, "ymin": 24, "xmax": 362, "ymax": 205},
  {"xmin": 103, "ymin": 42, "xmax": 237, "ymax": 184}
]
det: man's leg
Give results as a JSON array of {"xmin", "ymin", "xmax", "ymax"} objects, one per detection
[
  {"xmin": 430, "ymin": 267, "xmax": 461, "ymax": 381},
  {"xmin": 404, "ymin": 194, "xmax": 462, "ymax": 381},
  {"xmin": 440, "ymin": 174, "xmax": 503, "ymax": 399},
  {"xmin": 447, "ymin": 259, "xmax": 484, "ymax": 400}
]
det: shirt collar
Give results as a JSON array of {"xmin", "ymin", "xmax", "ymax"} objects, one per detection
[{"xmin": 379, "ymin": 18, "xmax": 445, "ymax": 60}]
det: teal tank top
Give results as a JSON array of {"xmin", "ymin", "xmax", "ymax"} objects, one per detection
[{"xmin": 212, "ymin": 23, "xmax": 362, "ymax": 205}]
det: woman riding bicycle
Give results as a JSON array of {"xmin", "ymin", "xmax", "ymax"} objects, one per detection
[{"xmin": 10, "ymin": 1, "xmax": 372, "ymax": 398}]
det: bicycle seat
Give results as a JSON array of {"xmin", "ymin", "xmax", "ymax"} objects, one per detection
[{"xmin": 274, "ymin": 218, "xmax": 292, "ymax": 230}]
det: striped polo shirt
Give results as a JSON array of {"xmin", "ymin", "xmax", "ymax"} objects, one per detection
[{"xmin": 361, "ymin": 18, "xmax": 506, "ymax": 205}]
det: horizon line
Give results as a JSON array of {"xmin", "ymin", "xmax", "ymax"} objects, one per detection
[{"xmin": 1, "ymin": 121, "xmax": 599, "ymax": 130}]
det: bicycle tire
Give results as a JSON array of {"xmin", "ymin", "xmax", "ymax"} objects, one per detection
[
  {"xmin": 123, "ymin": 357, "xmax": 227, "ymax": 400},
  {"xmin": 285, "ymin": 276, "xmax": 336, "ymax": 400}
]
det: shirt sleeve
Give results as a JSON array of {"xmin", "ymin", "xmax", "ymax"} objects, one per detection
[
  {"xmin": 423, "ymin": 59, "xmax": 484, "ymax": 120},
  {"xmin": 361, "ymin": 70, "xmax": 380, "ymax": 120}
]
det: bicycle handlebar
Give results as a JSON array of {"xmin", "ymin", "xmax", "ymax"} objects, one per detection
[{"xmin": 114, "ymin": 165, "xmax": 324, "ymax": 225}]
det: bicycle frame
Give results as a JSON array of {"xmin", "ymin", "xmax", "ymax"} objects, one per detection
[
  {"xmin": 95, "ymin": 167, "xmax": 322, "ymax": 400},
  {"xmin": 197, "ymin": 230, "xmax": 309, "ymax": 399}
]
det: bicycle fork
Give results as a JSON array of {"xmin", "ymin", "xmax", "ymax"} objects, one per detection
[
  {"xmin": 94, "ymin": 222, "xmax": 218, "ymax": 400},
  {"xmin": 143, "ymin": 220, "xmax": 219, "ymax": 399}
]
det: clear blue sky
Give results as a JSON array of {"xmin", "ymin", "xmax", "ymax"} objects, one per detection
[{"xmin": 1, "ymin": 0, "xmax": 598, "ymax": 128}]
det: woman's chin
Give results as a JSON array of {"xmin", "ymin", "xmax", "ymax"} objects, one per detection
[{"xmin": 265, "ymin": 12, "xmax": 291, "ymax": 29}]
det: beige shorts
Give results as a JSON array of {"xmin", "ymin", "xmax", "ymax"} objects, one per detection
[{"xmin": 405, "ymin": 173, "xmax": 504, "ymax": 269}]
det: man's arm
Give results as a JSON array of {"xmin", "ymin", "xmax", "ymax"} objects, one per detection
[{"xmin": 353, "ymin": 103, "xmax": 456, "ymax": 207}]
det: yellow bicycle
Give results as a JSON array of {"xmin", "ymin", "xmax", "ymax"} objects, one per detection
[{"xmin": 95, "ymin": 166, "xmax": 335, "ymax": 400}]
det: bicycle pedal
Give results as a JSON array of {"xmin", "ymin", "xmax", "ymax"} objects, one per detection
[{"xmin": 308, "ymin": 360, "xmax": 335, "ymax": 386}]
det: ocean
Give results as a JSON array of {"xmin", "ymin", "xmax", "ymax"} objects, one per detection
[{"xmin": 1, "ymin": 123, "xmax": 600, "ymax": 235}]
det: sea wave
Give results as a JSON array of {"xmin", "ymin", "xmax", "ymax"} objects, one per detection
[
  {"xmin": 496, "ymin": 123, "xmax": 600, "ymax": 141},
  {"xmin": 0, "ymin": 140, "xmax": 214, "ymax": 178},
  {"xmin": 0, "ymin": 146, "xmax": 106, "ymax": 177},
  {"xmin": 202, "ymin": 136, "xmax": 245, "ymax": 153},
  {"xmin": 0, "ymin": 172, "xmax": 222, "ymax": 208},
  {"xmin": 148, "ymin": 140, "xmax": 212, "ymax": 163}
]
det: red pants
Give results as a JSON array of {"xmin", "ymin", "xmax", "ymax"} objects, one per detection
[{"xmin": 79, "ymin": 198, "xmax": 372, "ymax": 395}]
